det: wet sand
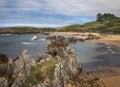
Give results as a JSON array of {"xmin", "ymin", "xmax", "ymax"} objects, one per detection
[{"xmin": 101, "ymin": 75, "xmax": 120, "ymax": 87}]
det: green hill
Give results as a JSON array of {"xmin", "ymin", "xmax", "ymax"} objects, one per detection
[
  {"xmin": 58, "ymin": 13, "xmax": 120, "ymax": 34},
  {"xmin": 0, "ymin": 13, "xmax": 120, "ymax": 34},
  {"xmin": 0, "ymin": 26, "xmax": 56, "ymax": 34}
]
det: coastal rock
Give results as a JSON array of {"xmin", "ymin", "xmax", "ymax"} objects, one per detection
[
  {"xmin": 0, "ymin": 54, "xmax": 9, "ymax": 64},
  {"xmin": 0, "ymin": 36, "xmax": 104, "ymax": 87},
  {"xmin": 66, "ymin": 47, "xmax": 76, "ymax": 55},
  {"xmin": 13, "ymin": 49, "xmax": 30, "ymax": 74},
  {"xmin": 47, "ymin": 36, "xmax": 69, "ymax": 49},
  {"xmin": 47, "ymin": 47, "xmax": 59, "ymax": 56},
  {"xmin": 36, "ymin": 53, "xmax": 53, "ymax": 64},
  {"xmin": 58, "ymin": 47, "xmax": 68, "ymax": 58},
  {"xmin": 46, "ymin": 36, "xmax": 56, "ymax": 40},
  {"xmin": 0, "ymin": 78, "xmax": 8, "ymax": 87},
  {"xmin": 47, "ymin": 47, "xmax": 68, "ymax": 58},
  {"xmin": 53, "ymin": 49, "xmax": 82, "ymax": 87},
  {"xmin": 11, "ymin": 49, "xmax": 31, "ymax": 87},
  {"xmin": 0, "ymin": 54, "xmax": 13, "ymax": 79}
]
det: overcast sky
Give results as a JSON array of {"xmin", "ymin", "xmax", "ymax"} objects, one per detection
[{"xmin": 0, "ymin": 0, "xmax": 120, "ymax": 27}]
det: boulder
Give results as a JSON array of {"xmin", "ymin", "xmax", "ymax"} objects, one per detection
[
  {"xmin": 0, "ymin": 54, "xmax": 9, "ymax": 64},
  {"xmin": 36, "ymin": 53, "xmax": 53, "ymax": 64}
]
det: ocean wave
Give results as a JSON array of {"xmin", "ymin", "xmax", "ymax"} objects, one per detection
[
  {"xmin": 31, "ymin": 38, "xmax": 46, "ymax": 41},
  {"xmin": 21, "ymin": 42, "xmax": 34, "ymax": 45}
]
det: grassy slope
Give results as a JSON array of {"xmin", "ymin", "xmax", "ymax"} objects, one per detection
[
  {"xmin": 58, "ymin": 15, "xmax": 120, "ymax": 33},
  {"xmin": 22, "ymin": 59, "xmax": 62, "ymax": 86}
]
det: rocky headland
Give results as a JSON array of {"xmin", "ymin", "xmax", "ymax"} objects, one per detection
[{"xmin": 0, "ymin": 36, "xmax": 105, "ymax": 87}]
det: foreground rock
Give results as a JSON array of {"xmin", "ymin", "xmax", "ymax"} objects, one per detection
[
  {"xmin": 0, "ymin": 36, "xmax": 104, "ymax": 87},
  {"xmin": 0, "ymin": 50, "xmax": 32, "ymax": 87}
]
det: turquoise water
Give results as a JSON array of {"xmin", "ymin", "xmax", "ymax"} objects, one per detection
[
  {"xmin": 0, "ymin": 34, "xmax": 120, "ymax": 71},
  {"xmin": 70, "ymin": 42, "xmax": 107, "ymax": 63},
  {"xmin": 0, "ymin": 34, "xmax": 50, "ymax": 58}
]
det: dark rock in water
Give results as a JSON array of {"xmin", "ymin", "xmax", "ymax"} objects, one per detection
[
  {"xmin": 0, "ymin": 54, "xmax": 9, "ymax": 64},
  {"xmin": 47, "ymin": 36, "xmax": 69, "ymax": 49},
  {"xmin": 46, "ymin": 36, "xmax": 57, "ymax": 40},
  {"xmin": 68, "ymin": 37, "xmax": 78, "ymax": 42}
]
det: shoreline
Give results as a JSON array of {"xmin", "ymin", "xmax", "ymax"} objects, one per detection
[
  {"xmin": 51, "ymin": 32, "xmax": 120, "ymax": 46},
  {"xmin": 51, "ymin": 32, "xmax": 120, "ymax": 87},
  {"xmin": 0, "ymin": 32, "xmax": 120, "ymax": 86}
]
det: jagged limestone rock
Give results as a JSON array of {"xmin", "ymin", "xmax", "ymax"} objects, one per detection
[
  {"xmin": 11, "ymin": 49, "xmax": 31, "ymax": 87},
  {"xmin": 53, "ymin": 48, "xmax": 82, "ymax": 87},
  {"xmin": 37, "ymin": 53, "xmax": 53, "ymax": 64},
  {"xmin": 0, "ymin": 78, "xmax": 8, "ymax": 87},
  {"xmin": 0, "ymin": 36, "xmax": 104, "ymax": 87}
]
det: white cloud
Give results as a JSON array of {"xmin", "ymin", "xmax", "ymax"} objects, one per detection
[
  {"xmin": 1, "ymin": 0, "xmax": 120, "ymax": 16},
  {"xmin": 0, "ymin": 0, "xmax": 120, "ymax": 27},
  {"xmin": 42, "ymin": 0, "xmax": 120, "ymax": 16}
]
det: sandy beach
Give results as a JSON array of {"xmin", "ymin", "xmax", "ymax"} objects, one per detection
[
  {"xmin": 51, "ymin": 32, "xmax": 120, "ymax": 87},
  {"xmin": 51, "ymin": 32, "xmax": 120, "ymax": 46}
]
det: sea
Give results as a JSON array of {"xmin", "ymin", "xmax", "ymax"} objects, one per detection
[{"xmin": 0, "ymin": 34, "xmax": 120, "ymax": 71}]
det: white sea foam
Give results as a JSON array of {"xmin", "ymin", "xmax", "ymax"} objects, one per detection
[
  {"xmin": 31, "ymin": 38, "xmax": 46, "ymax": 41},
  {"xmin": 39, "ymin": 38, "xmax": 46, "ymax": 41},
  {"xmin": 21, "ymin": 42, "xmax": 34, "ymax": 45}
]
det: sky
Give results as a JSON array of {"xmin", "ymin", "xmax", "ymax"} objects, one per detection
[{"xmin": 0, "ymin": 0, "xmax": 120, "ymax": 27}]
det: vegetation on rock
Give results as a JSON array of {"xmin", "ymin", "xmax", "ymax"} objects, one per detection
[{"xmin": 22, "ymin": 59, "xmax": 62, "ymax": 87}]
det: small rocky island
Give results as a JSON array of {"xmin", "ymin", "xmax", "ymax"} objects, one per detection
[{"xmin": 0, "ymin": 36, "xmax": 104, "ymax": 87}]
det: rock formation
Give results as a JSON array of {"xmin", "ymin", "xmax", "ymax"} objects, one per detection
[
  {"xmin": 0, "ymin": 36, "xmax": 104, "ymax": 87},
  {"xmin": 0, "ymin": 50, "xmax": 31, "ymax": 87},
  {"xmin": 46, "ymin": 35, "xmax": 100, "ymax": 43}
]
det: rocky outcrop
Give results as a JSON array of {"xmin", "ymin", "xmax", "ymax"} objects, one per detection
[
  {"xmin": 53, "ymin": 51, "xmax": 82, "ymax": 87},
  {"xmin": 0, "ymin": 50, "xmax": 32, "ymax": 87},
  {"xmin": 11, "ymin": 49, "xmax": 31, "ymax": 87},
  {"xmin": 47, "ymin": 36, "xmax": 69, "ymax": 49},
  {"xmin": 46, "ymin": 34, "xmax": 100, "ymax": 44},
  {"xmin": 0, "ymin": 78, "xmax": 8, "ymax": 87},
  {"xmin": 36, "ymin": 53, "xmax": 53, "ymax": 64},
  {"xmin": 0, "ymin": 54, "xmax": 9, "ymax": 64},
  {"xmin": 0, "ymin": 36, "xmax": 104, "ymax": 87}
]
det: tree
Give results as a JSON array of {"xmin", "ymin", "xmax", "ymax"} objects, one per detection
[{"xmin": 97, "ymin": 13, "xmax": 102, "ymax": 22}]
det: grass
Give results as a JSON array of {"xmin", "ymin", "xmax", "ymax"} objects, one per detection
[{"xmin": 22, "ymin": 59, "xmax": 62, "ymax": 87}]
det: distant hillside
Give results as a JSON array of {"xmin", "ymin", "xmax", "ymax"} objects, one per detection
[
  {"xmin": 58, "ymin": 13, "xmax": 120, "ymax": 34},
  {"xmin": 0, "ymin": 26, "xmax": 55, "ymax": 34},
  {"xmin": 0, "ymin": 13, "xmax": 120, "ymax": 34}
]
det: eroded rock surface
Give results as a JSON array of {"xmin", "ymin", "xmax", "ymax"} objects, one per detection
[{"xmin": 0, "ymin": 36, "xmax": 104, "ymax": 87}]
